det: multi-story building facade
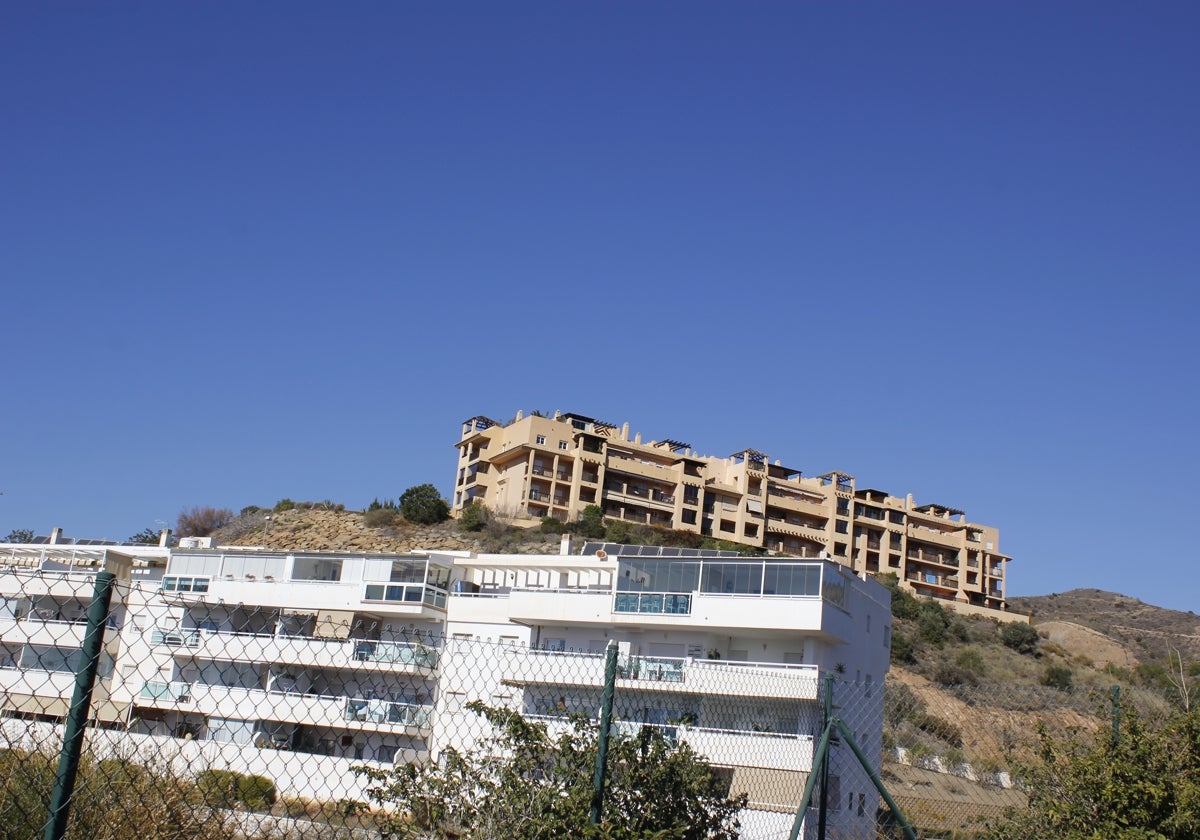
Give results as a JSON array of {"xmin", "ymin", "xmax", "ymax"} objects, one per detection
[
  {"xmin": 1, "ymin": 536, "xmax": 170, "ymax": 724},
  {"xmin": 1, "ymin": 533, "xmax": 891, "ymax": 839},
  {"xmin": 454, "ymin": 411, "xmax": 1011, "ymax": 617}
]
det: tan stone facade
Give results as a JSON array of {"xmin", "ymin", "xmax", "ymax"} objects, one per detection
[{"xmin": 453, "ymin": 411, "xmax": 1010, "ymax": 614}]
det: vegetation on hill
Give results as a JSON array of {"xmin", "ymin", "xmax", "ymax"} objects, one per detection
[{"xmin": 881, "ymin": 574, "xmax": 1199, "ymax": 697}]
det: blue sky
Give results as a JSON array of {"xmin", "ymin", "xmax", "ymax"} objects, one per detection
[{"xmin": 3, "ymin": 3, "xmax": 1197, "ymax": 612}]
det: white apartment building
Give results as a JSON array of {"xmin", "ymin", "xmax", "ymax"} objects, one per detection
[{"xmin": 1, "ymin": 535, "xmax": 892, "ymax": 839}]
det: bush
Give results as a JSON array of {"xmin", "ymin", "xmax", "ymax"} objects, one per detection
[
  {"xmin": 458, "ymin": 501, "xmax": 490, "ymax": 532},
  {"xmin": 604, "ymin": 518, "xmax": 632, "ymax": 544},
  {"xmin": 1000, "ymin": 621, "xmax": 1040, "ymax": 655},
  {"xmin": 363, "ymin": 507, "xmax": 398, "ymax": 528},
  {"xmin": 273, "ymin": 498, "xmax": 296, "ymax": 512},
  {"xmin": 917, "ymin": 602, "xmax": 952, "ymax": 646},
  {"xmin": 354, "ymin": 702, "xmax": 746, "ymax": 839},
  {"xmin": 399, "ymin": 484, "xmax": 450, "ymax": 525},
  {"xmin": 984, "ymin": 705, "xmax": 1200, "ymax": 839},
  {"xmin": 955, "ymin": 647, "xmax": 986, "ymax": 676},
  {"xmin": 934, "ymin": 663, "xmax": 979, "ymax": 687},
  {"xmin": 197, "ymin": 769, "xmax": 275, "ymax": 810},
  {"xmin": 1042, "ymin": 665, "xmax": 1074, "ymax": 691},
  {"xmin": 577, "ymin": 504, "xmax": 606, "ymax": 538},
  {"xmin": 176, "ymin": 506, "xmax": 234, "ymax": 537},
  {"xmin": 539, "ymin": 516, "xmax": 566, "ymax": 534},
  {"xmin": 890, "ymin": 631, "xmax": 916, "ymax": 664}
]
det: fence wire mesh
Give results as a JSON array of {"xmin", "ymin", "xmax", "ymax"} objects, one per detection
[{"xmin": 0, "ymin": 568, "xmax": 1187, "ymax": 839}]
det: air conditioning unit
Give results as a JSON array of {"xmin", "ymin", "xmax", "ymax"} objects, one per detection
[{"xmin": 177, "ymin": 536, "xmax": 215, "ymax": 549}]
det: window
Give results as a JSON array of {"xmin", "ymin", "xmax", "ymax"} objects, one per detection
[
  {"xmin": 558, "ymin": 440, "xmax": 569, "ymax": 450},
  {"xmin": 161, "ymin": 576, "xmax": 210, "ymax": 594},
  {"xmin": 835, "ymin": 520, "xmax": 848, "ymax": 534},
  {"xmin": 536, "ymin": 435, "xmax": 546, "ymax": 445}
]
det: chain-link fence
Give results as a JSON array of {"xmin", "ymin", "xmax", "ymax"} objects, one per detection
[{"xmin": 0, "ymin": 568, "xmax": 1185, "ymax": 839}]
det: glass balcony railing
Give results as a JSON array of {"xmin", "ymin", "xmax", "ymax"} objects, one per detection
[
  {"xmin": 352, "ymin": 641, "xmax": 438, "ymax": 667},
  {"xmin": 344, "ymin": 698, "xmax": 432, "ymax": 727},
  {"xmin": 613, "ymin": 592, "xmax": 692, "ymax": 615}
]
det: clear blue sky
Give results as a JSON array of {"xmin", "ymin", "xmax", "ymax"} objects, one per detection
[{"xmin": 3, "ymin": 3, "xmax": 1197, "ymax": 612}]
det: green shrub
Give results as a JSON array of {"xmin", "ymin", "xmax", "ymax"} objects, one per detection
[
  {"xmin": 577, "ymin": 505, "xmax": 606, "ymax": 538},
  {"xmin": 890, "ymin": 631, "xmax": 916, "ymax": 664},
  {"xmin": 1000, "ymin": 621, "xmax": 1040, "ymax": 654},
  {"xmin": 934, "ymin": 663, "xmax": 979, "ymax": 687},
  {"xmin": 458, "ymin": 501, "xmax": 489, "ymax": 532},
  {"xmin": 197, "ymin": 769, "xmax": 275, "ymax": 810},
  {"xmin": 273, "ymin": 498, "xmax": 296, "ymax": 512},
  {"xmin": 539, "ymin": 516, "xmax": 566, "ymax": 533},
  {"xmin": 604, "ymin": 519, "xmax": 632, "ymax": 543},
  {"xmin": 363, "ymin": 507, "xmax": 398, "ymax": 528},
  {"xmin": 1042, "ymin": 665, "xmax": 1074, "ymax": 691},
  {"xmin": 955, "ymin": 647, "xmax": 986, "ymax": 676}
]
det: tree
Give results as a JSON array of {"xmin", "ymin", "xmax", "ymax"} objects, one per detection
[
  {"xmin": 355, "ymin": 702, "xmax": 746, "ymax": 840},
  {"xmin": 399, "ymin": 484, "xmax": 450, "ymax": 525},
  {"xmin": 3, "ymin": 528, "xmax": 34, "ymax": 543},
  {"xmin": 986, "ymin": 705, "xmax": 1200, "ymax": 839},
  {"xmin": 126, "ymin": 527, "xmax": 166, "ymax": 545},
  {"xmin": 577, "ymin": 504, "xmax": 606, "ymax": 539},
  {"xmin": 175, "ymin": 506, "xmax": 234, "ymax": 537}
]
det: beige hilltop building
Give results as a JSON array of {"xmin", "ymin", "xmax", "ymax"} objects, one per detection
[{"xmin": 453, "ymin": 411, "xmax": 1011, "ymax": 617}]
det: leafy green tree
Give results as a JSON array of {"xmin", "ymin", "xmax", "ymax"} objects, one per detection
[
  {"xmin": 3, "ymin": 528, "xmax": 34, "ymax": 543},
  {"xmin": 355, "ymin": 702, "xmax": 746, "ymax": 840},
  {"xmin": 399, "ymin": 483, "xmax": 450, "ymax": 525},
  {"xmin": 577, "ymin": 504, "xmax": 607, "ymax": 539},
  {"xmin": 986, "ymin": 705, "xmax": 1200, "ymax": 839}
]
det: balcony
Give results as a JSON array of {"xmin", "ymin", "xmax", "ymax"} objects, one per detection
[
  {"xmin": 141, "ymin": 680, "xmax": 193, "ymax": 702},
  {"xmin": 149, "ymin": 627, "xmax": 438, "ymax": 672},
  {"xmin": 766, "ymin": 489, "xmax": 828, "ymax": 513},
  {"xmin": 501, "ymin": 649, "xmax": 819, "ymax": 701},
  {"xmin": 344, "ymin": 698, "xmax": 432, "ymax": 727},
  {"xmin": 906, "ymin": 548, "xmax": 959, "ymax": 568},
  {"xmin": 907, "ymin": 571, "xmax": 960, "ymax": 590},
  {"xmin": 0, "ymin": 618, "xmax": 120, "ymax": 650},
  {"xmin": 678, "ymin": 726, "xmax": 815, "ymax": 770},
  {"xmin": 613, "ymin": 592, "xmax": 692, "ymax": 615},
  {"xmin": 138, "ymin": 682, "xmax": 433, "ymax": 735},
  {"xmin": 538, "ymin": 716, "xmax": 816, "ymax": 772}
]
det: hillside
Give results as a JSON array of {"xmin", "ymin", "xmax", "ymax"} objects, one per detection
[
  {"xmin": 210, "ymin": 505, "xmax": 562, "ymax": 555},
  {"xmin": 1012, "ymin": 588, "xmax": 1200, "ymax": 668}
]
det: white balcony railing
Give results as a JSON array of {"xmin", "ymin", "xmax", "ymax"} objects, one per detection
[
  {"xmin": 502, "ymin": 649, "xmax": 819, "ymax": 699},
  {"xmin": 148, "ymin": 627, "xmax": 439, "ymax": 671}
]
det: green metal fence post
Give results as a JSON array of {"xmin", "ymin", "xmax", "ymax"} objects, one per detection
[
  {"xmin": 818, "ymin": 675, "xmax": 832, "ymax": 840},
  {"xmin": 833, "ymin": 719, "xmax": 918, "ymax": 840},
  {"xmin": 589, "ymin": 639, "xmax": 620, "ymax": 827},
  {"xmin": 42, "ymin": 570, "xmax": 116, "ymax": 840},
  {"xmin": 788, "ymin": 721, "xmax": 834, "ymax": 840}
]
